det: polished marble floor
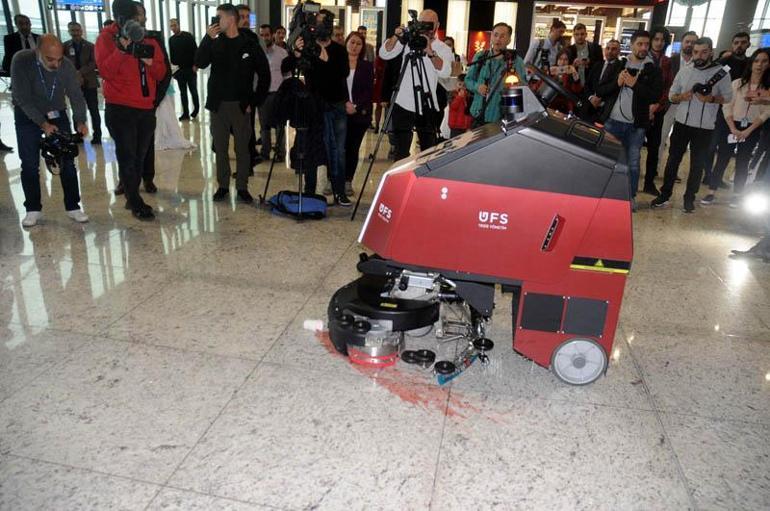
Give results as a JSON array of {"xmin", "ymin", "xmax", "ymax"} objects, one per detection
[{"xmin": 1, "ymin": 92, "xmax": 769, "ymax": 510}]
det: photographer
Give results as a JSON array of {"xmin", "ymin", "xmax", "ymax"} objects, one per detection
[
  {"xmin": 464, "ymin": 22, "xmax": 525, "ymax": 125},
  {"xmin": 524, "ymin": 20, "xmax": 566, "ymax": 70},
  {"xmin": 196, "ymin": 3, "xmax": 269, "ymax": 204},
  {"xmin": 379, "ymin": 9, "xmax": 452, "ymax": 160},
  {"xmin": 96, "ymin": 0, "xmax": 167, "ymax": 220},
  {"xmin": 283, "ymin": 8, "xmax": 351, "ymax": 205},
  {"xmin": 651, "ymin": 37, "xmax": 733, "ymax": 213},
  {"xmin": 11, "ymin": 34, "xmax": 89, "ymax": 227},
  {"xmin": 595, "ymin": 30, "xmax": 662, "ymax": 208}
]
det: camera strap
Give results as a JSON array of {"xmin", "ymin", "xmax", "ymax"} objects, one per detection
[
  {"xmin": 138, "ymin": 60, "xmax": 149, "ymax": 97},
  {"xmin": 35, "ymin": 60, "xmax": 58, "ymax": 104},
  {"xmin": 705, "ymin": 65, "xmax": 729, "ymax": 88}
]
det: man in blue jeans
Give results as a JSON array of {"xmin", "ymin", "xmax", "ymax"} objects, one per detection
[
  {"xmin": 595, "ymin": 30, "xmax": 662, "ymax": 210},
  {"xmin": 11, "ymin": 34, "xmax": 89, "ymax": 227}
]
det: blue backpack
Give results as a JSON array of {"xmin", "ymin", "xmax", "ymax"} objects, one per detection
[{"xmin": 268, "ymin": 191, "xmax": 327, "ymax": 220}]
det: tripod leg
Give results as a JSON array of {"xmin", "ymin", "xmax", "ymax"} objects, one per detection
[
  {"xmin": 351, "ymin": 54, "xmax": 413, "ymax": 221},
  {"xmin": 260, "ymin": 147, "xmax": 280, "ymax": 204}
]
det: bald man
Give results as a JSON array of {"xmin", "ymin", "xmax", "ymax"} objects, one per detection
[
  {"xmin": 379, "ymin": 9, "xmax": 452, "ymax": 159},
  {"xmin": 11, "ymin": 34, "xmax": 89, "ymax": 227}
]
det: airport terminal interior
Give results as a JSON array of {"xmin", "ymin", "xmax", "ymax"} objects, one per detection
[{"xmin": 1, "ymin": 0, "xmax": 770, "ymax": 509}]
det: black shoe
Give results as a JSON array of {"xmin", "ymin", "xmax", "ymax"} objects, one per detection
[
  {"xmin": 256, "ymin": 137, "xmax": 262, "ymax": 146},
  {"xmin": 91, "ymin": 135, "xmax": 101, "ymax": 145},
  {"xmin": 334, "ymin": 194, "xmax": 352, "ymax": 207},
  {"xmin": 190, "ymin": 109, "xmax": 199, "ymax": 119},
  {"xmin": 642, "ymin": 185, "xmax": 660, "ymax": 196},
  {"xmin": 0, "ymin": 140, "xmax": 13, "ymax": 152},
  {"xmin": 683, "ymin": 198, "xmax": 695, "ymax": 213},
  {"xmin": 237, "ymin": 189, "xmax": 254, "ymax": 203},
  {"xmin": 114, "ymin": 183, "xmax": 125, "ymax": 196},
  {"xmin": 132, "ymin": 204, "xmax": 155, "ymax": 221},
  {"xmin": 650, "ymin": 196, "xmax": 670, "ymax": 209},
  {"xmin": 144, "ymin": 181, "xmax": 158, "ymax": 193},
  {"xmin": 213, "ymin": 188, "xmax": 228, "ymax": 201},
  {"xmin": 179, "ymin": 114, "xmax": 190, "ymax": 121}
]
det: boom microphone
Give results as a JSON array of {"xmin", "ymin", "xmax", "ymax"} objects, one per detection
[{"xmin": 123, "ymin": 19, "xmax": 145, "ymax": 42}]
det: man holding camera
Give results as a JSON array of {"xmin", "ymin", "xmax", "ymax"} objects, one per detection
[
  {"xmin": 651, "ymin": 37, "xmax": 733, "ymax": 213},
  {"xmin": 524, "ymin": 20, "xmax": 567, "ymax": 70},
  {"xmin": 96, "ymin": 0, "xmax": 167, "ymax": 220},
  {"xmin": 196, "ymin": 3, "xmax": 269, "ymax": 204},
  {"xmin": 11, "ymin": 34, "xmax": 89, "ymax": 227},
  {"xmin": 379, "ymin": 9, "xmax": 452, "ymax": 160},
  {"xmin": 595, "ymin": 30, "xmax": 662, "ymax": 209}
]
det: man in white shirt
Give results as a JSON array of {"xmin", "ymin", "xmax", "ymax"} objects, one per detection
[
  {"xmin": 258, "ymin": 24, "xmax": 289, "ymax": 160},
  {"xmin": 379, "ymin": 9, "xmax": 452, "ymax": 160},
  {"xmin": 524, "ymin": 20, "xmax": 567, "ymax": 71}
]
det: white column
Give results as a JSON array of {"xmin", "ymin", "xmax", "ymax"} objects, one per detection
[
  {"xmin": 446, "ymin": 0, "xmax": 469, "ymax": 60},
  {"xmin": 493, "ymin": 1, "xmax": 517, "ymax": 48}
]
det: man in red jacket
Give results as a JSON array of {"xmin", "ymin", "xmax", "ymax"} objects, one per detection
[{"xmin": 95, "ymin": 0, "xmax": 167, "ymax": 220}]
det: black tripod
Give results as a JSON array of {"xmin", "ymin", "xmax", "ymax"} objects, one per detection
[{"xmin": 351, "ymin": 45, "xmax": 441, "ymax": 221}]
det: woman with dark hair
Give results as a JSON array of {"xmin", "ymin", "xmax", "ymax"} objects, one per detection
[
  {"xmin": 548, "ymin": 49, "xmax": 584, "ymax": 114},
  {"xmin": 702, "ymin": 48, "xmax": 770, "ymax": 206},
  {"xmin": 344, "ymin": 31, "xmax": 374, "ymax": 195}
]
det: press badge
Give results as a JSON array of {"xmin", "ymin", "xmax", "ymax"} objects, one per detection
[{"xmin": 46, "ymin": 111, "xmax": 60, "ymax": 120}]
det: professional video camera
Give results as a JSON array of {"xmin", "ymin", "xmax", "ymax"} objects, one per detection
[
  {"xmin": 40, "ymin": 132, "xmax": 79, "ymax": 175},
  {"xmin": 539, "ymin": 48, "xmax": 550, "ymax": 70},
  {"xmin": 111, "ymin": 0, "xmax": 155, "ymax": 59},
  {"xmin": 287, "ymin": 0, "xmax": 333, "ymax": 70},
  {"xmin": 692, "ymin": 65, "xmax": 729, "ymax": 95},
  {"xmin": 397, "ymin": 9, "xmax": 434, "ymax": 52}
]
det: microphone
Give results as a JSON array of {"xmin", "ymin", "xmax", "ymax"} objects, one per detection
[{"xmin": 123, "ymin": 19, "xmax": 145, "ymax": 42}]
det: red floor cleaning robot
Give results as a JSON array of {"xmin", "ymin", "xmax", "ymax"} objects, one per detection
[{"xmin": 328, "ymin": 71, "xmax": 632, "ymax": 385}]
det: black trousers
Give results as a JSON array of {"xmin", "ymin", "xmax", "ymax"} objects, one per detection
[
  {"xmin": 660, "ymin": 121, "xmax": 712, "ymax": 202},
  {"xmin": 702, "ymin": 111, "xmax": 728, "ymax": 184},
  {"xmin": 174, "ymin": 67, "xmax": 199, "ymax": 116},
  {"xmin": 345, "ymin": 118, "xmax": 368, "ymax": 182},
  {"xmin": 392, "ymin": 104, "xmax": 437, "ymax": 160},
  {"xmin": 709, "ymin": 129, "xmax": 761, "ymax": 194},
  {"xmin": 643, "ymin": 108, "xmax": 666, "ymax": 188},
  {"xmin": 105, "ymin": 104, "xmax": 156, "ymax": 209},
  {"xmin": 143, "ymin": 132, "xmax": 155, "ymax": 183},
  {"xmin": 81, "ymin": 87, "xmax": 101, "ymax": 137}
]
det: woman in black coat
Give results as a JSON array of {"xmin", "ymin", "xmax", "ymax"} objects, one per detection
[{"xmin": 344, "ymin": 32, "xmax": 374, "ymax": 195}]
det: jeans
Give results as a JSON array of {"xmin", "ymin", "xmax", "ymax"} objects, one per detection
[
  {"xmin": 174, "ymin": 67, "xmax": 199, "ymax": 116},
  {"xmin": 258, "ymin": 92, "xmax": 286, "ymax": 160},
  {"xmin": 709, "ymin": 128, "xmax": 761, "ymax": 194},
  {"xmin": 643, "ymin": 108, "xmax": 666, "ymax": 188},
  {"xmin": 345, "ymin": 117, "xmax": 368, "ymax": 183},
  {"xmin": 605, "ymin": 119, "xmax": 646, "ymax": 197},
  {"xmin": 14, "ymin": 107, "xmax": 81, "ymax": 212},
  {"xmin": 322, "ymin": 105, "xmax": 347, "ymax": 196},
  {"xmin": 659, "ymin": 121, "xmax": 712, "ymax": 202},
  {"xmin": 210, "ymin": 101, "xmax": 252, "ymax": 190},
  {"xmin": 105, "ymin": 103, "xmax": 156, "ymax": 209},
  {"xmin": 392, "ymin": 103, "xmax": 437, "ymax": 160},
  {"xmin": 81, "ymin": 87, "xmax": 102, "ymax": 137}
]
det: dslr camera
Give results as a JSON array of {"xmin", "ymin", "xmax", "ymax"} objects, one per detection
[
  {"xmin": 539, "ymin": 48, "xmax": 550, "ymax": 70},
  {"xmin": 288, "ymin": 0, "xmax": 334, "ymax": 70},
  {"xmin": 397, "ymin": 9, "xmax": 434, "ymax": 52},
  {"xmin": 692, "ymin": 66, "xmax": 729, "ymax": 96},
  {"xmin": 40, "ymin": 132, "xmax": 79, "ymax": 175}
]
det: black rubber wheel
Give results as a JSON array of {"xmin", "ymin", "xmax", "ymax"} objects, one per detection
[
  {"xmin": 339, "ymin": 314, "xmax": 355, "ymax": 328},
  {"xmin": 353, "ymin": 320, "xmax": 371, "ymax": 334},
  {"xmin": 414, "ymin": 349, "xmax": 436, "ymax": 369},
  {"xmin": 473, "ymin": 338, "xmax": 494, "ymax": 352},
  {"xmin": 401, "ymin": 350, "xmax": 419, "ymax": 364},
  {"xmin": 434, "ymin": 360, "xmax": 456, "ymax": 375}
]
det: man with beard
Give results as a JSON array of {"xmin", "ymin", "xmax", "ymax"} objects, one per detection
[
  {"xmin": 641, "ymin": 26, "xmax": 674, "ymax": 196},
  {"xmin": 595, "ymin": 30, "xmax": 662, "ymax": 210},
  {"xmin": 236, "ymin": 4, "xmax": 269, "ymax": 167},
  {"xmin": 63, "ymin": 22, "xmax": 102, "ymax": 145},
  {"xmin": 566, "ymin": 23, "xmax": 603, "ymax": 87},
  {"xmin": 584, "ymin": 39, "xmax": 620, "ymax": 122},
  {"xmin": 719, "ymin": 32, "xmax": 751, "ymax": 80},
  {"xmin": 257, "ymin": 24, "xmax": 288, "ymax": 161},
  {"xmin": 651, "ymin": 37, "xmax": 733, "ymax": 213},
  {"xmin": 659, "ymin": 31, "xmax": 698, "ymax": 171}
]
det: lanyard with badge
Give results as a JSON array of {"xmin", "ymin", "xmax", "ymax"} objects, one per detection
[
  {"xmin": 727, "ymin": 84, "xmax": 755, "ymax": 144},
  {"xmin": 36, "ymin": 60, "xmax": 60, "ymax": 121}
]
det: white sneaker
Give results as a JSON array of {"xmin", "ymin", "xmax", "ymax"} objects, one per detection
[
  {"xmin": 66, "ymin": 209, "xmax": 90, "ymax": 223},
  {"xmin": 22, "ymin": 211, "xmax": 42, "ymax": 227}
]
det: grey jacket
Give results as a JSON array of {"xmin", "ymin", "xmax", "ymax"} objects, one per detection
[
  {"xmin": 63, "ymin": 39, "xmax": 99, "ymax": 89},
  {"xmin": 670, "ymin": 62, "xmax": 733, "ymax": 130},
  {"xmin": 11, "ymin": 49, "xmax": 87, "ymax": 126}
]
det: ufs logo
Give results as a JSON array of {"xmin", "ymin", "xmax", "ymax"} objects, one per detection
[
  {"xmin": 478, "ymin": 211, "xmax": 508, "ymax": 230},
  {"xmin": 378, "ymin": 203, "xmax": 393, "ymax": 223}
]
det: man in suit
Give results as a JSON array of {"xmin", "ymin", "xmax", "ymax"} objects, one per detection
[
  {"xmin": 169, "ymin": 18, "xmax": 199, "ymax": 120},
  {"xmin": 2, "ymin": 15, "xmax": 40, "ymax": 73},
  {"xmin": 566, "ymin": 23, "xmax": 603, "ymax": 87},
  {"xmin": 63, "ymin": 22, "xmax": 102, "ymax": 144},
  {"xmin": 583, "ymin": 39, "xmax": 620, "ymax": 122}
]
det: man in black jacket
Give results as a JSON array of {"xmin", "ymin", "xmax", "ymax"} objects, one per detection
[
  {"xmin": 596, "ymin": 30, "xmax": 662, "ymax": 209},
  {"xmin": 2, "ymin": 15, "xmax": 39, "ymax": 73},
  {"xmin": 583, "ymin": 39, "xmax": 620, "ymax": 122},
  {"xmin": 566, "ymin": 23, "xmax": 603, "ymax": 87},
  {"xmin": 196, "ymin": 3, "xmax": 269, "ymax": 204},
  {"xmin": 236, "ymin": 4, "xmax": 264, "ymax": 166},
  {"xmin": 169, "ymin": 18, "xmax": 199, "ymax": 120}
]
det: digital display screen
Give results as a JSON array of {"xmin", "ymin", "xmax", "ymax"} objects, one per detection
[{"xmin": 50, "ymin": 0, "xmax": 104, "ymax": 12}]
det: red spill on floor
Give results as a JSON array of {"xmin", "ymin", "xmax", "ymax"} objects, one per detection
[{"xmin": 315, "ymin": 331, "xmax": 480, "ymax": 418}]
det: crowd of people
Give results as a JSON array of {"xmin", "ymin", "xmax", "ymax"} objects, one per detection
[{"xmin": 2, "ymin": 4, "xmax": 769, "ymax": 257}]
